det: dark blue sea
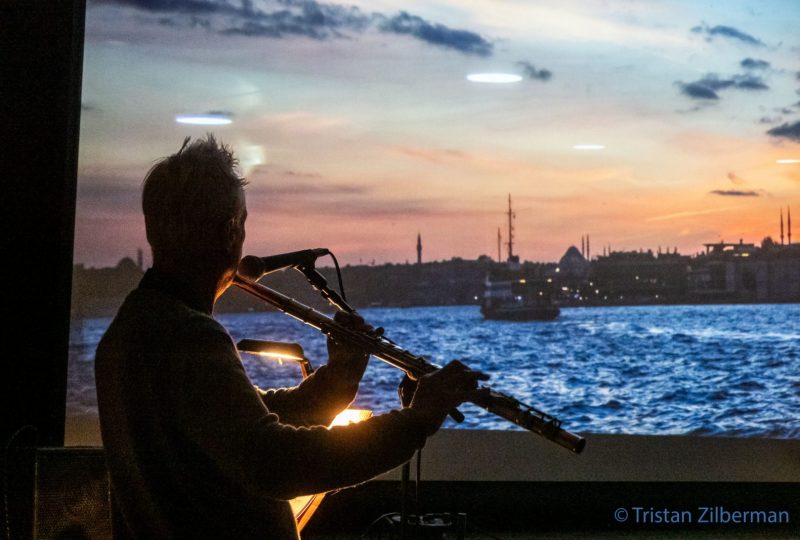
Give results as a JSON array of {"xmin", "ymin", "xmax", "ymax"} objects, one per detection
[{"xmin": 68, "ymin": 304, "xmax": 800, "ymax": 437}]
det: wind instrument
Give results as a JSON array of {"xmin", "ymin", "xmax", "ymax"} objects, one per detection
[{"xmin": 233, "ymin": 273, "xmax": 585, "ymax": 453}]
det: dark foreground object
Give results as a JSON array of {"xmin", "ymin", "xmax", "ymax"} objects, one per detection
[
  {"xmin": 305, "ymin": 480, "xmax": 799, "ymax": 538},
  {"xmin": 5, "ymin": 448, "xmax": 798, "ymax": 539}
]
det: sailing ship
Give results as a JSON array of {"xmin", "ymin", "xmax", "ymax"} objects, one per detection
[{"xmin": 480, "ymin": 195, "xmax": 560, "ymax": 321}]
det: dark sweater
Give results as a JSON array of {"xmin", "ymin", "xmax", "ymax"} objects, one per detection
[{"xmin": 95, "ymin": 272, "xmax": 428, "ymax": 539}]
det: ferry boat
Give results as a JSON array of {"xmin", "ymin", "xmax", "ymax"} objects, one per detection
[
  {"xmin": 480, "ymin": 271, "xmax": 560, "ymax": 321},
  {"xmin": 480, "ymin": 195, "xmax": 560, "ymax": 321}
]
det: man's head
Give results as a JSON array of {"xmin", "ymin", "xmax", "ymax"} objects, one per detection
[{"xmin": 142, "ymin": 135, "xmax": 248, "ymax": 276}]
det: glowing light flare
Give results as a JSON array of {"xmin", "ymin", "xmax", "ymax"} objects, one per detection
[
  {"xmin": 330, "ymin": 409, "xmax": 372, "ymax": 427},
  {"xmin": 573, "ymin": 144, "xmax": 605, "ymax": 150},
  {"xmin": 466, "ymin": 73, "xmax": 523, "ymax": 83},
  {"xmin": 253, "ymin": 351, "xmax": 304, "ymax": 362},
  {"xmin": 776, "ymin": 159, "xmax": 800, "ymax": 164},
  {"xmin": 175, "ymin": 113, "xmax": 233, "ymax": 125}
]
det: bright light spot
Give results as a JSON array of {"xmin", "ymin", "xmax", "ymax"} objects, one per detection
[
  {"xmin": 467, "ymin": 73, "xmax": 523, "ymax": 83},
  {"xmin": 330, "ymin": 409, "xmax": 372, "ymax": 427},
  {"xmin": 239, "ymin": 145, "xmax": 265, "ymax": 175},
  {"xmin": 777, "ymin": 159, "xmax": 800, "ymax": 164},
  {"xmin": 519, "ymin": 279, "xmax": 527, "ymax": 283},
  {"xmin": 175, "ymin": 113, "xmax": 233, "ymax": 125},
  {"xmin": 573, "ymin": 144, "xmax": 605, "ymax": 150},
  {"xmin": 254, "ymin": 351, "xmax": 303, "ymax": 361}
]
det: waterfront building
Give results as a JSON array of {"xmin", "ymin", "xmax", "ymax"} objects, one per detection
[
  {"xmin": 590, "ymin": 250, "xmax": 690, "ymax": 304},
  {"xmin": 688, "ymin": 239, "xmax": 800, "ymax": 302}
]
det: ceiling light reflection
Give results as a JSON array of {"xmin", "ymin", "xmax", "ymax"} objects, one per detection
[{"xmin": 175, "ymin": 113, "xmax": 233, "ymax": 125}]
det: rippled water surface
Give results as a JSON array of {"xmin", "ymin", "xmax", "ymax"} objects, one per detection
[{"xmin": 68, "ymin": 304, "xmax": 800, "ymax": 437}]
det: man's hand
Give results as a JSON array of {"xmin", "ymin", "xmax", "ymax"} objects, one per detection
[
  {"xmin": 325, "ymin": 311, "xmax": 371, "ymax": 384},
  {"xmin": 407, "ymin": 360, "xmax": 489, "ymax": 436}
]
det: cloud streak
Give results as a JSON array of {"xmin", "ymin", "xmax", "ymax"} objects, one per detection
[
  {"xmin": 94, "ymin": 0, "xmax": 493, "ymax": 56},
  {"xmin": 678, "ymin": 82, "xmax": 719, "ymax": 100},
  {"xmin": 766, "ymin": 120, "xmax": 800, "ymax": 142},
  {"xmin": 677, "ymin": 73, "xmax": 769, "ymax": 100},
  {"xmin": 515, "ymin": 60, "xmax": 552, "ymax": 81},
  {"xmin": 740, "ymin": 58, "xmax": 770, "ymax": 70},
  {"xmin": 379, "ymin": 12, "xmax": 492, "ymax": 57},
  {"xmin": 727, "ymin": 172, "xmax": 747, "ymax": 186},
  {"xmin": 691, "ymin": 23, "xmax": 764, "ymax": 46},
  {"xmin": 646, "ymin": 207, "xmax": 738, "ymax": 222},
  {"xmin": 709, "ymin": 189, "xmax": 759, "ymax": 197}
]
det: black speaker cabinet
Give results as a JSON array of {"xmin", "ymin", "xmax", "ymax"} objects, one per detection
[{"xmin": 32, "ymin": 447, "xmax": 112, "ymax": 540}]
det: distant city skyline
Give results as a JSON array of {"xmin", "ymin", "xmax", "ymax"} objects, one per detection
[{"xmin": 75, "ymin": 0, "xmax": 800, "ymax": 267}]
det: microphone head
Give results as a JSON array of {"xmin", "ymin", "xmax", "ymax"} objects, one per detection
[{"xmin": 237, "ymin": 255, "xmax": 265, "ymax": 280}]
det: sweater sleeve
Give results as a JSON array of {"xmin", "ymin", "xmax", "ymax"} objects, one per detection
[
  {"xmin": 173, "ymin": 319, "xmax": 428, "ymax": 501},
  {"xmin": 255, "ymin": 365, "xmax": 359, "ymax": 427}
]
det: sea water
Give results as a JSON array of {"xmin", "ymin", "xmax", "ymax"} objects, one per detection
[{"xmin": 67, "ymin": 304, "xmax": 800, "ymax": 437}]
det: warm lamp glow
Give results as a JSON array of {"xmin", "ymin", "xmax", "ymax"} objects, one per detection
[
  {"xmin": 288, "ymin": 408, "xmax": 373, "ymax": 529},
  {"xmin": 253, "ymin": 351, "xmax": 304, "ymax": 362},
  {"xmin": 330, "ymin": 408, "xmax": 372, "ymax": 427}
]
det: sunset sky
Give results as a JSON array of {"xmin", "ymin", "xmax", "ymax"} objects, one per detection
[{"xmin": 75, "ymin": 0, "xmax": 800, "ymax": 267}]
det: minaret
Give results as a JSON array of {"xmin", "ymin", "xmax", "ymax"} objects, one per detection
[
  {"xmin": 497, "ymin": 227, "xmax": 502, "ymax": 262},
  {"xmin": 789, "ymin": 207, "xmax": 792, "ymax": 245},
  {"xmin": 581, "ymin": 236, "xmax": 585, "ymax": 257},
  {"xmin": 506, "ymin": 194, "xmax": 515, "ymax": 261},
  {"xmin": 780, "ymin": 208, "xmax": 785, "ymax": 245},
  {"xmin": 416, "ymin": 233, "xmax": 422, "ymax": 264},
  {"xmin": 587, "ymin": 235, "xmax": 590, "ymax": 260}
]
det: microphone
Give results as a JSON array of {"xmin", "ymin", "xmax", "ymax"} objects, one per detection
[{"xmin": 238, "ymin": 249, "xmax": 330, "ymax": 280}]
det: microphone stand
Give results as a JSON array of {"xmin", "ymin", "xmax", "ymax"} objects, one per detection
[
  {"xmin": 296, "ymin": 264, "xmax": 355, "ymax": 314},
  {"xmin": 400, "ymin": 442, "xmax": 413, "ymax": 539},
  {"xmin": 299, "ymin": 264, "xmax": 418, "ymax": 537},
  {"xmin": 294, "ymin": 264, "xmax": 465, "ymax": 540}
]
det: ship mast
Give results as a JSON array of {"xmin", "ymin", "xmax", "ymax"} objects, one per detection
[{"xmin": 506, "ymin": 193, "xmax": 515, "ymax": 262}]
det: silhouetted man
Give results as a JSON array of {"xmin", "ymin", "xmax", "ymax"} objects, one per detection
[{"xmin": 95, "ymin": 135, "xmax": 486, "ymax": 539}]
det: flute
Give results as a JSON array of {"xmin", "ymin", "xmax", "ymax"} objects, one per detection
[{"xmin": 233, "ymin": 273, "xmax": 586, "ymax": 454}]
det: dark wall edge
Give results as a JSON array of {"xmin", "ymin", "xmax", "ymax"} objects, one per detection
[{"xmin": 1, "ymin": 0, "xmax": 85, "ymax": 449}]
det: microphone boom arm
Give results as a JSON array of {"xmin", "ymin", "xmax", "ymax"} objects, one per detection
[{"xmin": 232, "ymin": 274, "xmax": 586, "ymax": 454}]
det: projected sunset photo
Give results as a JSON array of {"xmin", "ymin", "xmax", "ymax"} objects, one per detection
[{"xmin": 68, "ymin": 0, "xmax": 799, "ymax": 442}]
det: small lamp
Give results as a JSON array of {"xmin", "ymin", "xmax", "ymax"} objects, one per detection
[{"xmin": 237, "ymin": 338, "xmax": 372, "ymax": 532}]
